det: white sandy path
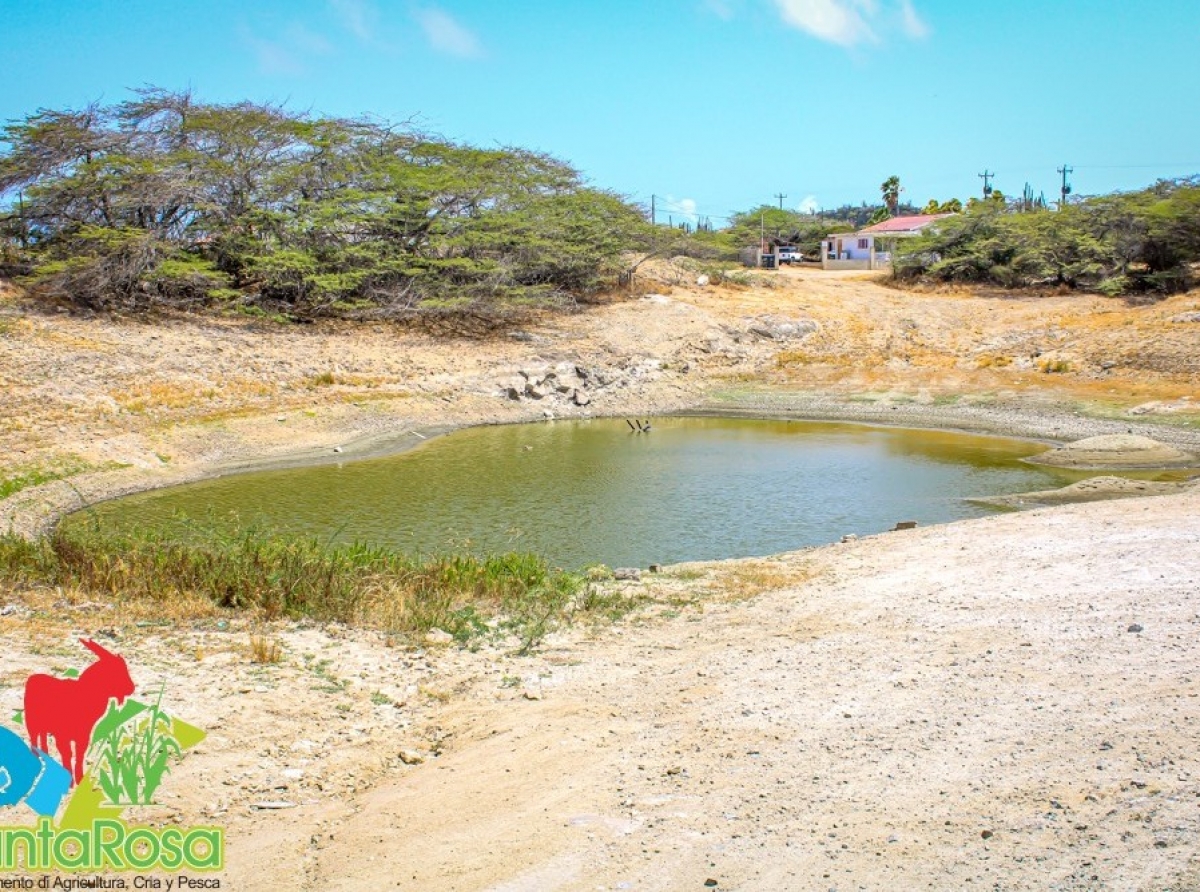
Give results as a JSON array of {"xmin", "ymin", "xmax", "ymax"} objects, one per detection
[{"xmin": 218, "ymin": 487, "xmax": 1200, "ymax": 892}]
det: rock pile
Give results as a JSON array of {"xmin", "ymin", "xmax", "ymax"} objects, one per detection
[{"xmin": 499, "ymin": 358, "xmax": 670, "ymax": 411}]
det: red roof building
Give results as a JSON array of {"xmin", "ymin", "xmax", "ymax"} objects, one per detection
[{"xmin": 821, "ymin": 214, "xmax": 953, "ymax": 270}]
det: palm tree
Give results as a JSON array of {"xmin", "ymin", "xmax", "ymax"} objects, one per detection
[{"xmin": 880, "ymin": 176, "xmax": 901, "ymax": 217}]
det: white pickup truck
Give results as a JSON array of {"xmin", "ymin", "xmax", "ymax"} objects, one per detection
[{"xmin": 777, "ymin": 247, "xmax": 801, "ymax": 264}]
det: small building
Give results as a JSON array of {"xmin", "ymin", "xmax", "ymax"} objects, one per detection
[
  {"xmin": 821, "ymin": 214, "xmax": 951, "ymax": 270},
  {"xmin": 739, "ymin": 246, "xmax": 777, "ymax": 269}
]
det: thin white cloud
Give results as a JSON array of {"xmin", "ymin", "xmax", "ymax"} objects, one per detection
[
  {"xmin": 239, "ymin": 25, "xmax": 306, "ymax": 76},
  {"xmin": 286, "ymin": 23, "xmax": 335, "ymax": 56},
  {"xmin": 897, "ymin": 0, "xmax": 930, "ymax": 38},
  {"xmin": 770, "ymin": 0, "xmax": 928, "ymax": 47},
  {"xmin": 704, "ymin": 0, "xmax": 738, "ymax": 20},
  {"xmin": 413, "ymin": 7, "xmax": 483, "ymax": 58},
  {"xmin": 330, "ymin": 0, "xmax": 376, "ymax": 43},
  {"xmin": 797, "ymin": 195, "xmax": 820, "ymax": 214},
  {"xmin": 772, "ymin": 0, "xmax": 878, "ymax": 47},
  {"xmin": 660, "ymin": 196, "xmax": 700, "ymax": 225}
]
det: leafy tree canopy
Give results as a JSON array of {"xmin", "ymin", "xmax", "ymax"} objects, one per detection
[
  {"xmin": 894, "ymin": 178, "xmax": 1200, "ymax": 295},
  {"xmin": 0, "ymin": 89, "xmax": 651, "ymax": 320}
]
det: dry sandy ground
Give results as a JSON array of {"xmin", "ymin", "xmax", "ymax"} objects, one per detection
[{"xmin": 2, "ymin": 266, "xmax": 1200, "ymax": 890}]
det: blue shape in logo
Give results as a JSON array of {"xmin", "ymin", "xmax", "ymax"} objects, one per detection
[{"xmin": 0, "ymin": 725, "xmax": 72, "ymax": 817}]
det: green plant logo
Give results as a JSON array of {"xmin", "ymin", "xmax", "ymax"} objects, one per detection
[
  {"xmin": 0, "ymin": 640, "xmax": 222, "ymax": 872},
  {"xmin": 90, "ymin": 686, "xmax": 185, "ymax": 807}
]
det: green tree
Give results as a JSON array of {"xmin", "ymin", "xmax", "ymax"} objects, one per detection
[
  {"xmin": 0, "ymin": 89, "xmax": 649, "ymax": 320},
  {"xmin": 880, "ymin": 176, "xmax": 901, "ymax": 216},
  {"xmin": 894, "ymin": 178, "xmax": 1200, "ymax": 295}
]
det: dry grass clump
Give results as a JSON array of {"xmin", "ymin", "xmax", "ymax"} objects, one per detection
[{"xmin": 249, "ymin": 633, "xmax": 283, "ymax": 664}]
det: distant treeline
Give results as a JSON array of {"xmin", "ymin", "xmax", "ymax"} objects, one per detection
[
  {"xmin": 893, "ymin": 180, "xmax": 1200, "ymax": 296},
  {"xmin": 3, "ymin": 90, "xmax": 1196, "ymax": 316},
  {"xmin": 0, "ymin": 89, "xmax": 649, "ymax": 321}
]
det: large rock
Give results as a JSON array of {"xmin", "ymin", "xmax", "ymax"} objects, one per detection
[
  {"xmin": 748, "ymin": 316, "xmax": 819, "ymax": 340},
  {"xmin": 1026, "ymin": 434, "xmax": 1196, "ymax": 469}
]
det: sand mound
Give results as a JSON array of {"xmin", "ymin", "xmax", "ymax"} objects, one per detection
[
  {"xmin": 1026, "ymin": 434, "xmax": 1196, "ymax": 468},
  {"xmin": 970, "ymin": 474, "xmax": 1196, "ymax": 509}
]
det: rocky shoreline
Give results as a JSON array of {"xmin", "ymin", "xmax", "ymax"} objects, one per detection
[{"xmin": 5, "ymin": 386, "xmax": 1200, "ymax": 541}]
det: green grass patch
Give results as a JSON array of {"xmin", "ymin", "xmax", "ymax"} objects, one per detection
[
  {"xmin": 0, "ymin": 456, "xmax": 102, "ymax": 500},
  {"xmin": 0, "ymin": 521, "xmax": 607, "ymax": 650}
]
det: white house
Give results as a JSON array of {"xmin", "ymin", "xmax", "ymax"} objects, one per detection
[{"xmin": 821, "ymin": 213, "xmax": 952, "ymax": 270}]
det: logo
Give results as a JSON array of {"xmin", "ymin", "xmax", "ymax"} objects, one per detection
[{"xmin": 0, "ymin": 638, "xmax": 223, "ymax": 876}]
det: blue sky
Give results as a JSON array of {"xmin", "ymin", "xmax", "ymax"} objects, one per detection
[{"xmin": 3, "ymin": 0, "xmax": 1199, "ymax": 223}]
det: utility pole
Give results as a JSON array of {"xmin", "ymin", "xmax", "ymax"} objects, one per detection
[
  {"xmin": 1057, "ymin": 165, "xmax": 1073, "ymax": 210},
  {"xmin": 978, "ymin": 170, "xmax": 995, "ymax": 199},
  {"xmin": 650, "ymin": 195, "xmax": 656, "ymax": 225},
  {"xmin": 774, "ymin": 192, "xmax": 787, "ymax": 210}
]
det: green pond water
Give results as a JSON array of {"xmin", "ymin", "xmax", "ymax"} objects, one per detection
[{"xmin": 71, "ymin": 417, "xmax": 1083, "ymax": 570}]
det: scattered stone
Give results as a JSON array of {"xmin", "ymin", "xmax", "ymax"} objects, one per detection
[
  {"xmin": 981, "ymin": 829, "xmax": 994, "ymax": 840},
  {"xmin": 696, "ymin": 275, "xmax": 710, "ymax": 287},
  {"xmin": 522, "ymin": 690, "xmax": 542, "ymax": 701},
  {"xmin": 1127, "ymin": 623, "xmax": 1144, "ymax": 633},
  {"xmin": 892, "ymin": 521, "xmax": 918, "ymax": 531},
  {"xmin": 648, "ymin": 564, "xmax": 662, "ymax": 573},
  {"xmin": 572, "ymin": 390, "xmax": 591, "ymax": 407},
  {"xmin": 398, "ymin": 750, "xmax": 425, "ymax": 766},
  {"xmin": 1169, "ymin": 312, "xmax": 1200, "ymax": 323},
  {"xmin": 332, "ymin": 446, "xmax": 343, "ymax": 454},
  {"xmin": 613, "ymin": 568, "xmax": 642, "ymax": 581},
  {"xmin": 252, "ymin": 801, "xmax": 297, "ymax": 810},
  {"xmin": 424, "ymin": 628, "xmax": 453, "ymax": 645},
  {"xmin": 840, "ymin": 534, "xmax": 858, "ymax": 543},
  {"xmin": 704, "ymin": 880, "xmax": 718, "ymax": 888}
]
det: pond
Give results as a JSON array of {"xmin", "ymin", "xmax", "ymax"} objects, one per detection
[{"xmin": 70, "ymin": 417, "xmax": 1081, "ymax": 570}]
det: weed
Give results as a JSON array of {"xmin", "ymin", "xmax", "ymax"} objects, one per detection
[
  {"xmin": 1039, "ymin": 358, "xmax": 1073, "ymax": 374},
  {"xmin": 370, "ymin": 691, "xmax": 395, "ymax": 706},
  {"xmin": 0, "ymin": 519, "xmax": 589, "ymax": 649},
  {"xmin": 0, "ymin": 455, "xmax": 98, "ymax": 500},
  {"xmin": 249, "ymin": 634, "xmax": 282, "ymax": 664}
]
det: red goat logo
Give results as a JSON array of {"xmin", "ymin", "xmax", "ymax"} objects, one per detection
[{"xmin": 23, "ymin": 638, "xmax": 136, "ymax": 786}]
